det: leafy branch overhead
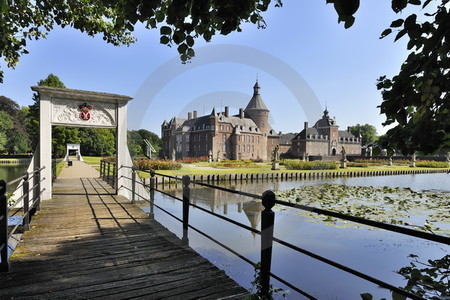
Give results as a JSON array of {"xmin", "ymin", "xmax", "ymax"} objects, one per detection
[
  {"xmin": 0, "ymin": 0, "xmax": 282, "ymax": 82},
  {"xmin": 1, "ymin": 0, "xmax": 448, "ymax": 155}
]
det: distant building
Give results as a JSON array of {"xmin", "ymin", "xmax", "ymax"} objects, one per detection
[
  {"xmin": 161, "ymin": 82, "xmax": 280, "ymax": 160},
  {"xmin": 291, "ymin": 109, "xmax": 361, "ymax": 157}
]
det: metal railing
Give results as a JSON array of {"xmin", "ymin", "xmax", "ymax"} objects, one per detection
[
  {"xmin": 112, "ymin": 167, "xmax": 450, "ymax": 299},
  {"xmin": 0, "ymin": 167, "xmax": 46, "ymax": 272},
  {"xmin": 99, "ymin": 160, "xmax": 116, "ymax": 189}
]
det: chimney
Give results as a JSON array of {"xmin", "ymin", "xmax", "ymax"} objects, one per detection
[
  {"xmin": 193, "ymin": 110, "xmax": 198, "ymax": 118},
  {"xmin": 239, "ymin": 108, "xmax": 244, "ymax": 119},
  {"xmin": 304, "ymin": 122, "xmax": 308, "ymax": 129},
  {"xmin": 224, "ymin": 106, "xmax": 229, "ymax": 117},
  {"xmin": 188, "ymin": 112, "xmax": 192, "ymax": 120},
  {"xmin": 347, "ymin": 126, "xmax": 352, "ymax": 132}
]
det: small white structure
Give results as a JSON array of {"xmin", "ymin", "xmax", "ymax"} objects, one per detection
[{"xmin": 63, "ymin": 143, "xmax": 83, "ymax": 162}]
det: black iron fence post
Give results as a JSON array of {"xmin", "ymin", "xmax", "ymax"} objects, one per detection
[
  {"xmin": 22, "ymin": 173, "xmax": 30, "ymax": 232},
  {"xmin": 261, "ymin": 190, "xmax": 276, "ymax": 297},
  {"xmin": 34, "ymin": 168, "xmax": 41, "ymax": 211},
  {"xmin": 107, "ymin": 162, "xmax": 111, "ymax": 186},
  {"xmin": 0, "ymin": 180, "xmax": 9, "ymax": 272},
  {"xmin": 113, "ymin": 163, "xmax": 117, "ymax": 189},
  {"xmin": 182, "ymin": 175, "xmax": 190, "ymax": 245},
  {"xmin": 149, "ymin": 170, "xmax": 155, "ymax": 220},
  {"xmin": 131, "ymin": 167, "xmax": 136, "ymax": 204},
  {"xmin": 100, "ymin": 160, "xmax": 104, "ymax": 180}
]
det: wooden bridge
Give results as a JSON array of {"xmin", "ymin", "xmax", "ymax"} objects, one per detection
[{"xmin": 0, "ymin": 161, "xmax": 248, "ymax": 299}]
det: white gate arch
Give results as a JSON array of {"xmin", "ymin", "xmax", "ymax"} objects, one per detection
[{"xmin": 31, "ymin": 86, "xmax": 133, "ymax": 200}]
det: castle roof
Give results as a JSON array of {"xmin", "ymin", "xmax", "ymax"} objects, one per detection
[
  {"xmin": 244, "ymin": 81, "xmax": 269, "ymax": 112},
  {"xmin": 314, "ymin": 109, "xmax": 338, "ymax": 128}
]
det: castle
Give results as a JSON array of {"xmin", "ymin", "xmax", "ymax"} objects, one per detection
[
  {"xmin": 290, "ymin": 108, "xmax": 361, "ymax": 157},
  {"xmin": 161, "ymin": 82, "xmax": 361, "ymax": 160},
  {"xmin": 161, "ymin": 82, "xmax": 281, "ymax": 160}
]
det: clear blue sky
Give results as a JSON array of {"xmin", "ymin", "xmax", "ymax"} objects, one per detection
[{"xmin": 0, "ymin": 1, "xmax": 430, "ymax": 137}]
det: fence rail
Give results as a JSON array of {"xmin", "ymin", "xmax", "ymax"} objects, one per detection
[
  {"xmin": 0, "ymin": 167, "xmax": 45, "ymax": 272},
  {"xmin": 104, "ymin": 163, "xmax": 449, "ymax": 299}
]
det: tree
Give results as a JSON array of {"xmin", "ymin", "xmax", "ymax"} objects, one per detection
[
  {"xmin": 128, "ymin": 130, "xmax": 143, "ymax": 158},
  {"xmin": 350, "ymin": 124, "xmax": 378, "ymax": 146},
  {"xmin": 327, "ymin": 0, "xmax": 449, "ymax": 155},
  {"xmin": 0, "ymin": 96, "xmax": 30, "ymax": 154},
  {"xmin": 0, "ymin": 110, "xmax": 13, "ymax": 152},
  {"xmin": 27, "ymin": 74, "xmax": 67, "ymax": 151},
  {"xmin": 0, "ymin": 0, "xmax": 282, "ymax": 82},
  {"xmin": 79, "ymin": 128, "xmax": 115, "ymax": 157},
  {"xmin": 137, "ymin": 129, "xmax": 162, "ymax": 156}
]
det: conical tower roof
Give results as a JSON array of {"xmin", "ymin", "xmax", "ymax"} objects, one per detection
[{"xmin": 244, "ymin": 81, "xmax": 269, "ymax": 112}]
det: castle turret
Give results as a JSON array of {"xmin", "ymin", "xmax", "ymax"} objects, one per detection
[{"xmin": 244, "ymin": 81, "xmax": 270, "ymax": 134}]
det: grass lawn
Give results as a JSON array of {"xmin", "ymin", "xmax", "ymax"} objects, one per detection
[
  {"xmin": 139, "ymin": 164, "xmax": 448, "ymax": 178},
  {"xmin": 82, "ymin": 156, "xmax": 107, "ymax": 165}
]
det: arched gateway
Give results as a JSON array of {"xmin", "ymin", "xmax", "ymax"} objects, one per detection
[{"xmin": 31, "ymin": 86, "xmax": 134, "ymax": 200}]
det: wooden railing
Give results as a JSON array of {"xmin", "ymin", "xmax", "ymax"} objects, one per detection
[
  {"xmin": 0, "ymin": 167, "xmax": 46, "ymax": 272},
  {"xmin": 108, "ymin": 166, "xmax": 450, "ymax": 299}
]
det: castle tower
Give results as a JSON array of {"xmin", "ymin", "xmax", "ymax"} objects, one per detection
[{"xmin": 244, "ymin": 81, "xmax": 270, "ymax": 134}]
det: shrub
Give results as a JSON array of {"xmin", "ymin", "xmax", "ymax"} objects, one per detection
[
  {"xmin": 251, "ymin": 157, "xmax": 264, "ymax": 163},
  {"xmin": 284, "ymin": 160, "xmax": 338, "ymax": 170},
  {"xmin": 416, "ymin": 160, "xmax": 449, "ymax": 168},
  {"xmin": 180, "ymin": 156, "xmax": 208, "ymax": 163},
  {"xmin": 134, "ymin": 159, "xmax": 181, "ymax": 170},
  {"xmin": 347, "ymin": 162, "xmax": 369, "ymax": 168}
]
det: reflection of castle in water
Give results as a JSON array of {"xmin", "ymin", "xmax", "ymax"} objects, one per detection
[
  {"xmin": 243, "ymin": 201, "xmax": 264, "ymax": 237},
  {"xmin": 188, "ymin": 186, "xmax": 264, "ymax": 232}
]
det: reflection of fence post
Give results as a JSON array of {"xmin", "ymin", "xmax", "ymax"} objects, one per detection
[
  {"xmin": 22, "ymin": 172, "xmax": 30, "ymax": 232},
  {"xmin": 0, "ymin": 180, "xmax": 9, "ymax": 272},
  {"xmin": 131, "ymin": 167, "xmax": 136, "ymax": 204},
  {"xmin": 149, "ymin": 170, "xmax": 155, "ymax": 220},
  {"xmin": 261, "ymin": 190, "xmax": 276, "ymax": 297},
  {"xmin": 182, "ymin": 175, "xmax": 190, "ymax": 245}
]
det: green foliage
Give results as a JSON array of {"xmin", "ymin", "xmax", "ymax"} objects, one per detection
[
  {"xmin": 376, "ymin": 0, "xmax": 450, "ymax": 155},
  {"xmin": 415, "ymin": 160, "xmax": 449, "ymax": 168},
  {"xmin": 79, "ymin": 128, "xmax": 116, "ymax": 157},
  {"xmin": 128, "ymin": 129, "xmax": 162, "ymax": 158},
  {"xmin": 0, "ymin": 96, "xmax": 30, "ymax": 153},
  {"xmin": 0, "ymin": 0, "xmax": 282, "ymax": 82},
  {"xmin": 284, "ymin": 160, "xmax": 338, "ymax": 170},
  {"xmin": 248, "ymin": 262, "xmax": 287, "ymax": 299},
  {"xmin": 350, "ymin": 124, "xmax": 378, "ymax": 146},
  {"xmin": 397, "ymin": 254, "xmax": 450, "ymax": 299},
  {"xmin": 52, "ymin": 126, "xmax": 81, "ymax": 157},
  {"xmin": 27, "ymin": 74, "xmax": 67, "ymax": 151},
  {"xmin": 134, "ymin": 159, "xmax": 181, "ymax": 170},
  {"xmin": 0, "ymin": 110, "xmax": 13, "ymax": 152}
]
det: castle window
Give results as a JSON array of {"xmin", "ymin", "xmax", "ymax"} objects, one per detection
[
  {"xmin": 220, "ymin": 125, "xmax": 223, "ymax": 131},
  {"xmin": 252, "ymin": 136, "xmax": 254, "ymax": 143},
  {"xmin": 257, "ymin": 136, "xmax": 260, "ymax": 143},
  {"xmin": 247, "ymin": 145, "xmax": 250, "ymax": 152},
  {"xmin": 223, "ymin": 133, "xmax": 227, "ymax": 141},
  {"xmin": 223, "ymin": 144, "xmax": 226, "ymax": 152}
]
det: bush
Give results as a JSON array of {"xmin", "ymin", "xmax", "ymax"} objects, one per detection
[
  {"xmin": 134, "ymin": 159, "xmax": 181, "ymax": 170},
  {"xmin": 180, "ymin": 156, "xmax": 208, "ymax": 163},
  {"xmin": 416, "ymin": 160, "xmax": 449, "ymax": 168},
  {"xmin": 284, "ymin": 160, "xmax": 338, "ymax": 170}
]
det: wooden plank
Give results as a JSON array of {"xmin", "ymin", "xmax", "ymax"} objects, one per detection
[{"xmin": 0, "ymin": 176, "xmax": 249, "ymax": 299}]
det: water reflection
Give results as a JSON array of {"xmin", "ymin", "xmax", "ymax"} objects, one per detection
[{"xmin": 143, "ymin": 173, "xmax": 450, "ymax": 299}]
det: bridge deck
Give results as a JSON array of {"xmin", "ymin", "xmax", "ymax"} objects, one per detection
[{"xmin": 0, "ymin": 162, "xmax": 248, "ymax": 299}]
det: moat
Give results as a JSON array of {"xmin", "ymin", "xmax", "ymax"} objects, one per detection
[{"xmin": 142, "ymin": 173, "xmax": 450, "ymax": 299}]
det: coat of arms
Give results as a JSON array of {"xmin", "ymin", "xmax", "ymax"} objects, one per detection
[{"xmin": 79, "ymin": 103, "xmax": 92, "ymax": 121}]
